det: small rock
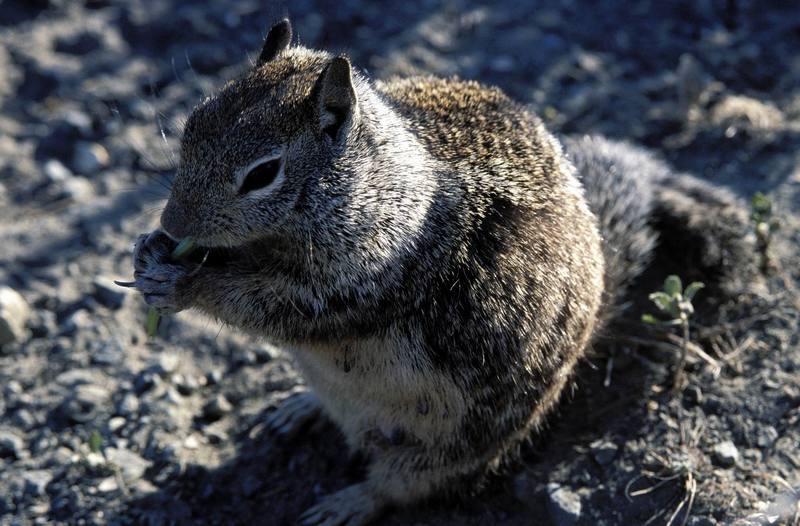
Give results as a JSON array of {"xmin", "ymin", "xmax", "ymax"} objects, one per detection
[
  {"xmin": 589, "ymin": 439, "xmax": 618, "ymax": 465},
  {"xmin": 104, "ymin": 447, "xmax": 150, "ymax": 483},
  {"xmin": 28, "ymin": 309, "xmax": 57, "ymax": 338},
  {"xmin": 55, "ymin": 368, "xmax": 97, "ymax": 387},
  {"xmin": 155, "ymin": 353, "xmax": 179, "ymax": 376},
  {"xmin": 0, "ymin": 428, "xmax": 25, "ymax": 459},
  {"xmin": 5, "ymin": 380, "xmax": 22, "ymax": 395},
  {"xmin": 117, "ymin": 393, "xmax": 140, "ymax": 416},
  {"xmin": 204, "ymin": 426, "xmax": 227, "ymax": 445},
  {"xmin": 688, "ymin": 516, "xmax": 717, "ymax": 526},
  {"xmin": 712, "ymin": 440, "xmax": 739, "ymax": 468},
  {"xmin": 72, "ymin": 141, "xmax": 109, "ymax": 175},
  {"xmin": 92, "ymin": 277, "xmax": 126, "ymax": 309},
  {"xmin": 85, "ymin": 451, "xmax": 105, "ymax": 467},
  {"xmin": 183, "ymin": 434, "xmax": 199, "ymax": 450},
  {"xmin": 60, "ymin": 309, "xmax": 93, "ymax": 337},
  {"xmin": 134, "ymin": 369, "xmax": 161, "ymax": 394},
  {"xmin": 203, "ymin": 394, "xmax": 232, "ymax": 421},
  {"xmin": 254, "ymin": 344, "xmax": 280, "ymax": 363},
  {"xmin": 97, "ymin": 477, "xmax": 118, "ymax": 493},
  {"xmin": 12, "ymin": 408, "xmax": 37, "ymax": 429},
  {"xmin": 61, "ymin": 384, "xmax": 110, "ymax": 423},
  {"xmin": 174, "ymin": 374, "xmax": 199, "ymax": 395},
  {"xmin": 710, "ymin": 95, "xmax": 784, "ymax": 131},
  {"xmin": 43, "ymin": 159, "xmax": 73, "ymax": 183},
  {"xmin": 756, "ymin": 426, "xmax": 779, "ymax": 449},
  {"xmin": 108, "ymin": 416, "xmax": 126, "ymax": 433},
  {"xmin": 547, "ymin": 483, "xmax": 582, "ymax": 526},
  {"xmin": 35, "ymin": 110, "xmax": 93, "ymax": 160},
  {"xmin": 22, "ymin": 470, "xmax": 53, "ymax": 497},
  {"xmin": 206, "ymin": 369, "xmax": 223, "ymax": 385},
  {"xmin": 0, "ymin": 286, "xmax": 31, "ymax": 347},
  {"xmin": 91, "ymin": 339, "xmax": 124, "ymax": 366},
  {"xmin": 161, "ymin": 386, "xmax": 183, "ymax": 406},
  {"xmin": 61, "ymin": 176, "xmax": 94, "ymax": 201}
]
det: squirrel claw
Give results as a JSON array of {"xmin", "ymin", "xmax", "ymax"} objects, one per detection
[
  {"xmin": 265, "ymin": 391, "xmax": 322, "ymax": 440},
  {"xmin": 298, "ymin": 483, "xmax": 381, "ymax": 526}
]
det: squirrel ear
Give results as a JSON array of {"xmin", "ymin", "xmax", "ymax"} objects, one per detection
[
  {"xmin": 258, "ymin": 19, "xmax": 292, "ymax": 65},
  {"xmin": 314, "ymin": 56, "xmax": 357, "ymax": 141}
]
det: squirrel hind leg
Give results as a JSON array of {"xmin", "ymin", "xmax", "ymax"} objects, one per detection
[
  {"xmin": 651, "ymin": 173, "xmax": 763, "ymax": 297},
  {"xmin": 299, "ymin": 482, "xmax": 382, "ymax": 526},
  {"xmin": 265, "ymin": 390, "xmax": 324, "ymax": 440},
  {"xmin": 299, "ymin": 437, "xmax": 484, "ymax": 525}
]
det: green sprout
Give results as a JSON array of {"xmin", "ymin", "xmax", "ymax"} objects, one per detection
[
  {"xmin": 750, "ymin": 192, "xmax": 779, "ymax": 274},
  {"xmin": 146, "ymin": 237, "xmax": 196, "ymax": 338},
  {"xmin": 642, "ymin": 275, "xmax": 704, "ymax": 390},
  {"xmin": 88, "ymin": 429, "xmax": 102, "ymax": 454}
]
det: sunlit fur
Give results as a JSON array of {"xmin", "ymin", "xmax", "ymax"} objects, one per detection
[{"xmin": 149, "ymin": 27, "xmax": 759, "ymax": 525}]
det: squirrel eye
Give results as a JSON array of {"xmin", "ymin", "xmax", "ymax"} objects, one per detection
[{"xmin": 238, "ymin": 158, "xmax": 281, "ymax": 194}]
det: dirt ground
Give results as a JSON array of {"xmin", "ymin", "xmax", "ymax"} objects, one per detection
[{"xmin": 0, "ymin": 1, "xmax": 798, "ymax": 525}]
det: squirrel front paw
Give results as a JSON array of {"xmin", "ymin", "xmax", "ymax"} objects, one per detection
[{"xmin": 131, "ymin": 230, "xmax": 197, "ymax": 314}]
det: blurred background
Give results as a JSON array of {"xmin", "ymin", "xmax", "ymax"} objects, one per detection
[{"xmin": 0, "ymin": 1, "xmax": 798, "ymax": 525}]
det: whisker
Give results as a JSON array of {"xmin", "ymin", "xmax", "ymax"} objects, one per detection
[{"xmin": 108, "ymin": 103, "xmax": 174, "ymax": 192}]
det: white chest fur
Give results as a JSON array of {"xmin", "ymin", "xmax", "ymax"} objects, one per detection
[{"xmin": 288, "ymin": 326, "xmax": 467, "ymax": 449}]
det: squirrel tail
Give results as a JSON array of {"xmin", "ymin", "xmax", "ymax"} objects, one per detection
[{"xmin": 563, "ymin": 135, "xmax": 761, "ymax": 323}]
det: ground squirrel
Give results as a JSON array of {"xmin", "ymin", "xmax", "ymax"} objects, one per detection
[{"xmin": 127, "ymin": 20, "xmax": 758, "ymax": 525}]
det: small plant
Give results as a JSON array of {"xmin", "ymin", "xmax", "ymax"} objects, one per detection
[
  {"xmin": 642, "ymin": 275, "xmax": 704, "ymax": 390},
  {"xmin": 626, "ymin": 447, "xmax": 699, "ymax": 526},
  {"xmin": 750, "ymin": 192, "xmax": 779, "ymax": 273},
  {"xmin": 88, "ymin": 429, "xmax": 103, "ymax": 454}
]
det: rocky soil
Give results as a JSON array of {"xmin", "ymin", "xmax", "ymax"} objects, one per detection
[{"xmin": 1, "ymin": 0, "xmax": 799, "ymax": 525}]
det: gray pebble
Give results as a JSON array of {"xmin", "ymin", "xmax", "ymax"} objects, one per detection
[
  {"xmin": 60, "ymin": 309, "xmax": 93, "ymax": 337},
  {"xmin": 108, "ymin": 416, "xmax": 126, "ymax": 433},
  {"xmin": 72, "ymin": 141, "xmax": 110, "ymax": 175},
  {"xmin": 43, "ymin": 159, "xmax": 73, "ymax": 183},
  {"xmin": 61, "ymin": 176, "xmax": 94, "ymax": 202},
  {"xmin": 155, "ymin": 353, "xmax": 179, "ymax": 376},
  {"xmin": 756, "ymin": 426, "xmax": 778, "ymax": 449},
  {"xmin": 92, "ymin": 277, "xmax": 127, "ymax": 310},
  {"xmin": 206, "ymin": 369, "xmax": 223, "ymax": 385},
  {"xmin": 91, "ymin": 339, "xmax": 124, "ymax": 366},
  {"xmin": 0, "ymin": 286, "xmax": 31, "ymax": 347},
  {"xmin": 174, "ymin": 373, "xmax": 199, "ymax": 395},
  {"xmin": 203, "ymin": 394, "xmax": 232, "ymax": 421},
  {"xmin": 55, "ymin": 368, "xmax": 97, "ymax": 387},
  {"xmin": 688, "ymin": 516, "xmax": 717, "ymax": 526},
  {"xmin": 117, "ymin": 393, "xmax": 140, "ymax": 416},
  {"xmin": 134, "ymin": 369, "xmax": 162, "ymax": 394},
  {"xmin": 104, "ymin": 447, "xmax": 151, "ymax": 483},
  {"xmin": 22, "ymin": 470, "xmax": 53, "ymax": 497},
  {"xmin": 589, "ymin": 438, "xmax": 618, "ymax": 465},
  {"xmin": 60, "ymin": 384, "xmax": 110, "ymax": 423},
  {"xmin": 546, "ymin": 483, "xmax": 582, "ymax": 526},
  {"xmin": 28, "ymin": 309, "xmax": 57, "ymax": 339},
  {"xmin": 0, "ymin": 428, "xmax": 26, "ymax": 459},
  {"xmin": 12, "ymin": 408, "xmax": 37, "ymax": 429},
  {"xmin": 712, "ymin": 440, "xmax": 739, "ymax": 468}
]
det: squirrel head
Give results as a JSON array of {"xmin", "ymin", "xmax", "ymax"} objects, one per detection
[{"xmin": 161, "ymin": 19, "xmax": 377, "ymax": 249}]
